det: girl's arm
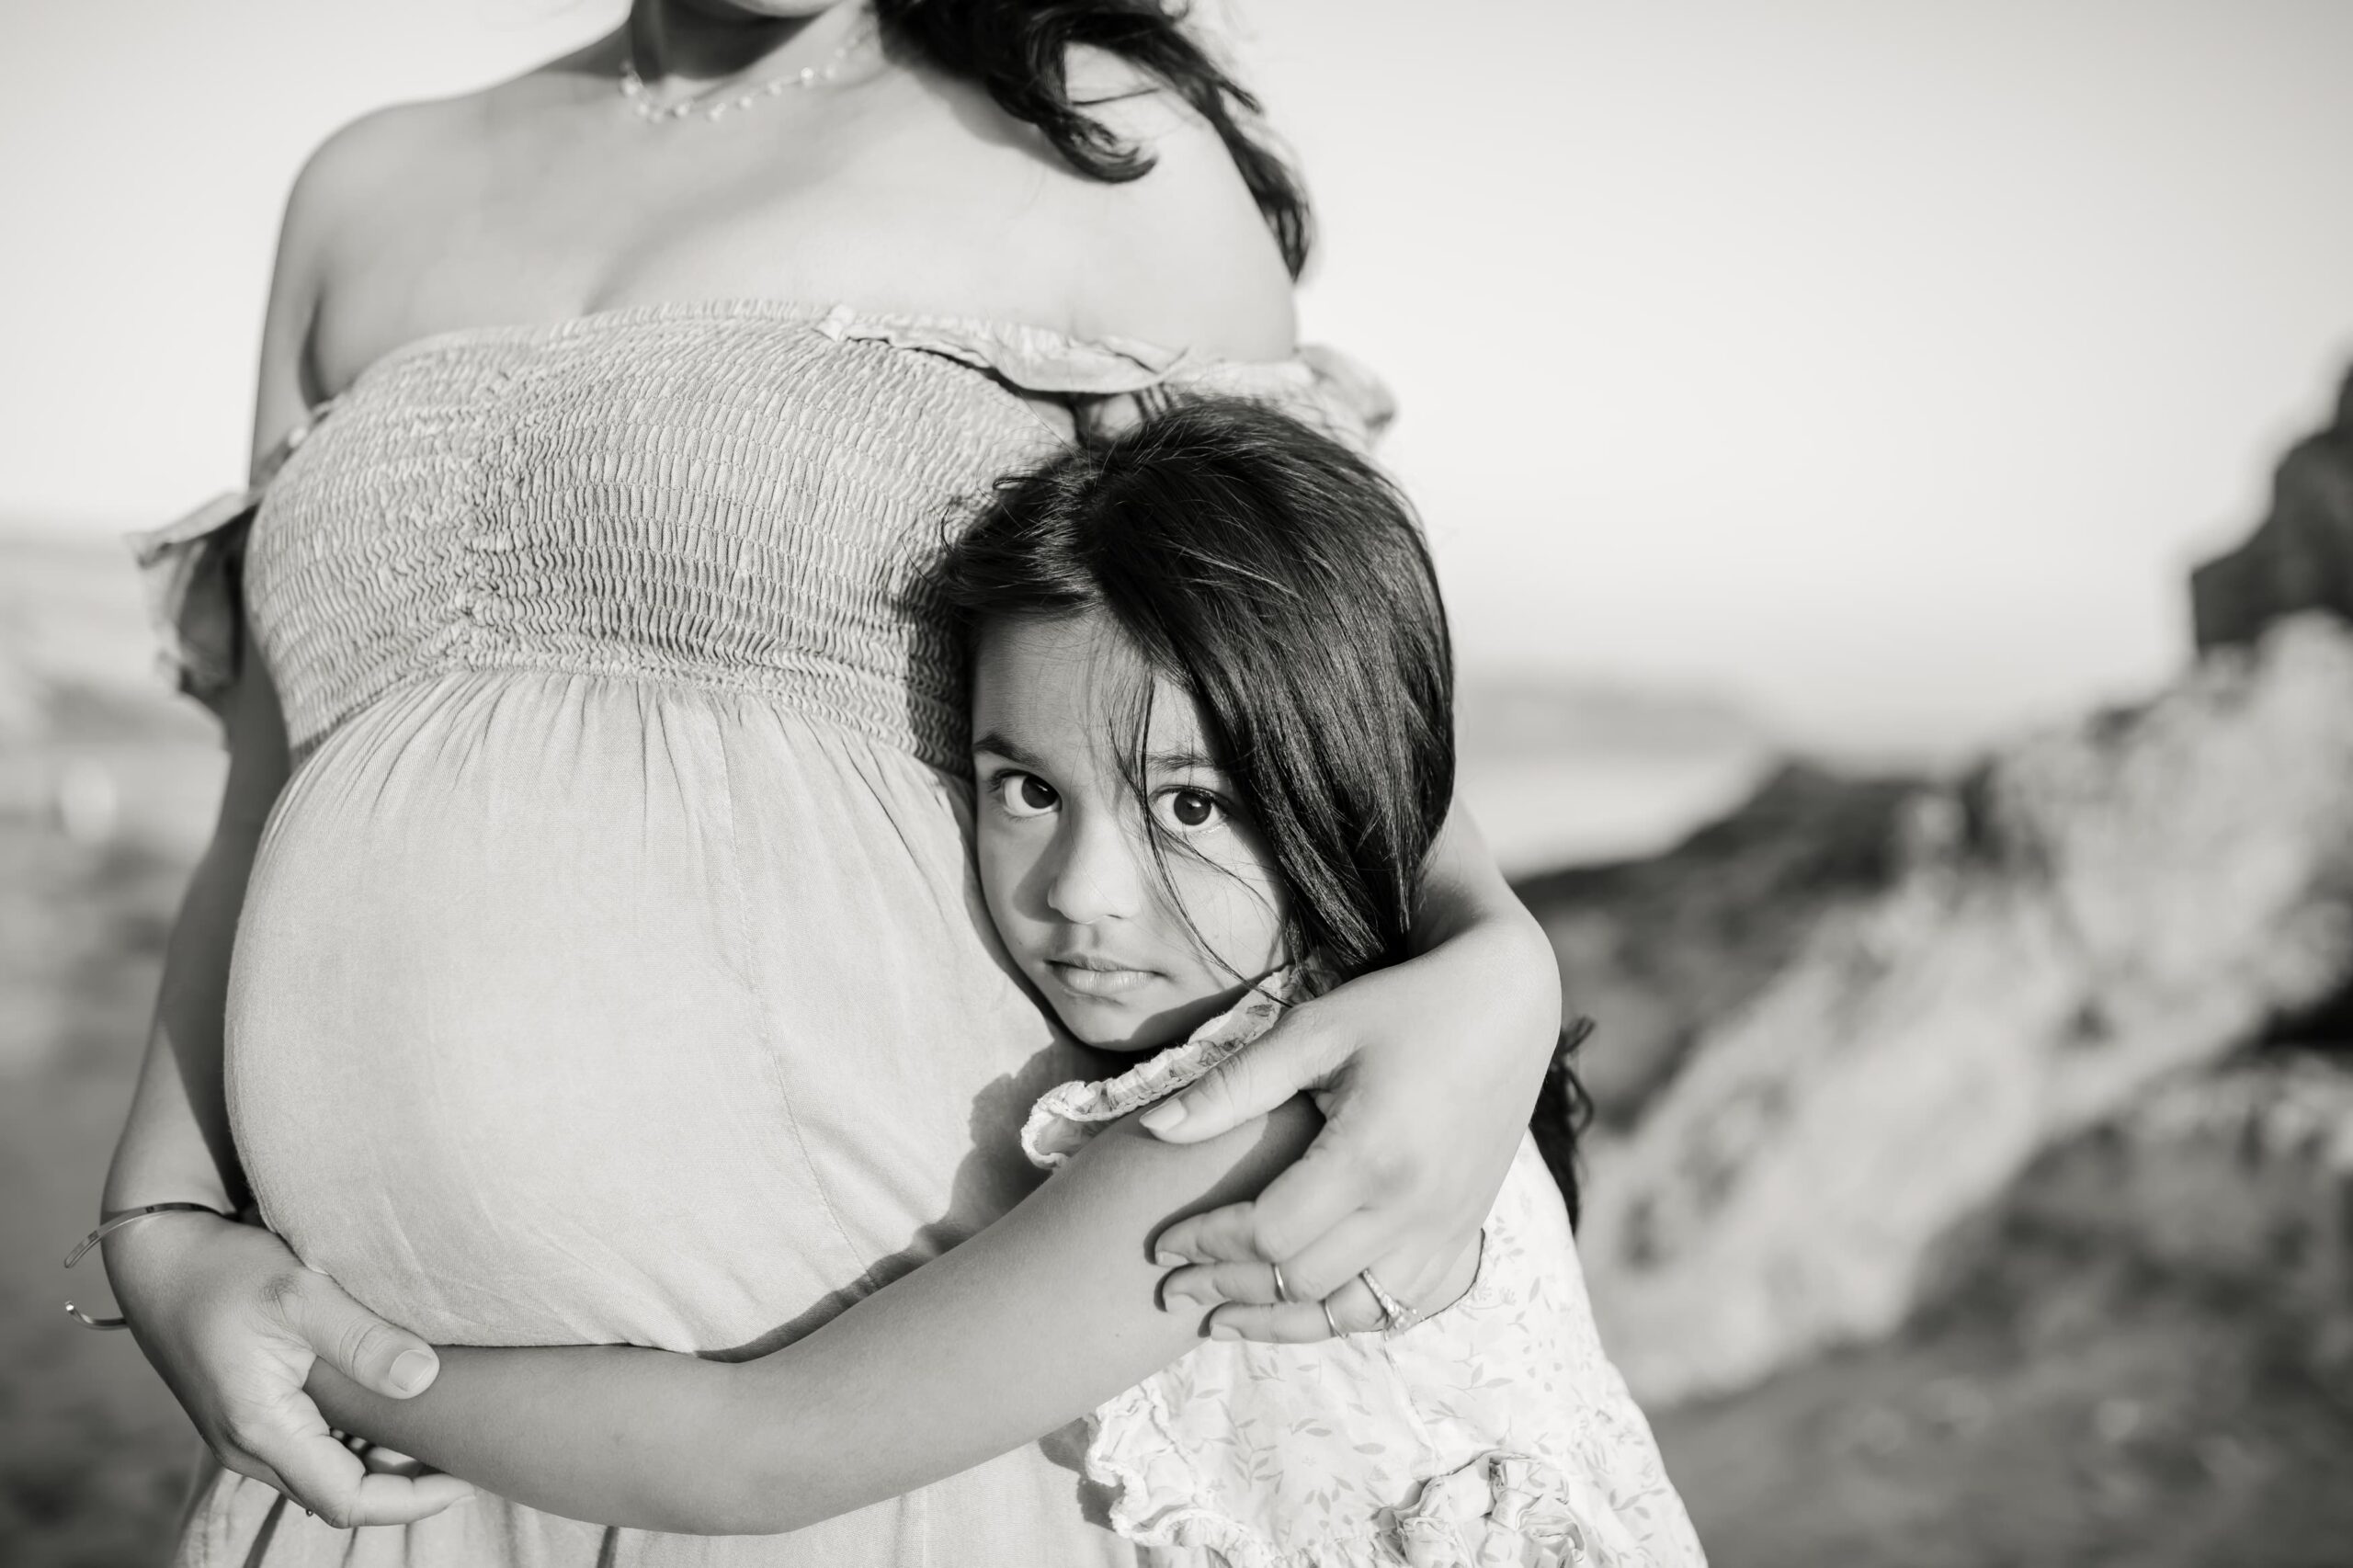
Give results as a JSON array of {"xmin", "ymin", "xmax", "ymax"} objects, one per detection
[
  {"xmin": 311, "ymin": 1103, "xmax": 1375, "ymax": 1534},
  {"xmin": 1145, "ymin": 802, "xmax": 1563, "ymax": 1335}
]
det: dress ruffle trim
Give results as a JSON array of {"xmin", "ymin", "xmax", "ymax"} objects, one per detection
[
  {"xmin": 1392, "ymin": 1454, "xmax": 1611, "ymax": 1568},
  {"xmin": 1020, "ymin": 973, "xmax": 1307, "ymax": 1170},
  {"xmin": 816, "ymin": 302, "xmax": 1188, "ymax": 395},
  {"xmin": 133, "ymin": 308, "xmax": 1394, "ymax": 722},
  {"xmin": 1087, "ymin": 1383, "xmax": 1608, "ymax": 1568},
  {"xmin": 816, "ymin": 304, "xmax": 1396, "ymax": 449},
  {"xmin": 127, "ymin": 411, "xmax": 326, "ymax": 718}
]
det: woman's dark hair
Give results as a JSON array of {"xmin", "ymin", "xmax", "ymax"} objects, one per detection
[
  {"xmin": 873, "ymin": 1, "xmax": 1313, "ymax": 278},
  {"xmin": 940, "ymin": 398, "xmax": 1448, "ymax": 977}
]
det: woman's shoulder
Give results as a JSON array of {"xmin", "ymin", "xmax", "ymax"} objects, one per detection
[
  {"xmin": 293, "ymin": 38, "xmax": 595, "ymax": 198},
  {"xmin": 1036, "ymin": 51, "xmax": 1298, "ymax": 361},
  {"xmin": 284, "ymin": 82, "xmax": 497, "ymax": 233},
  {"xmin": 273, "ymin": 89, "xmax": 494, "ymax": 332}
]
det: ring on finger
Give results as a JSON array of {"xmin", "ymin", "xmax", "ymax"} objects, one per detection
[
  {"xmin": 1358, "ymin": 1267, "xmax": 1421, "ymax": 1335},
  {"xmin": 1321, "ymin": 1298, "xmax": 1343, "ymax": 1338},
  {"xmin": 1269, "ymin": 1261, "xmax": 1292, "ymax": 1304}
]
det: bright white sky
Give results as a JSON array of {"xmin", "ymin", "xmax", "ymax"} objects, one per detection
[{"xmin": 6, "ymin": 0, "xmax": 2352, "ymax": 755}]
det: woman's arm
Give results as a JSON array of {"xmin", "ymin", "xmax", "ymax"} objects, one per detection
[
  {"xmin": 311, "ymin": 1103, "xmax": 1378, "ymax": 1535},
  {"xmin": 1041, "ymin": 87, "xmax": 1561, "ymax": 1336},
  {"xmin": 100, "ymin": 645, "xmax": 467, "ymax": 1523},
  {"xmin": 97, "ymin": 123, "xmax": 469, "ymax": 1528},
  {"xmin": 1147, "ymin": 801, "xmax": 1563, "ymax": 1336}
]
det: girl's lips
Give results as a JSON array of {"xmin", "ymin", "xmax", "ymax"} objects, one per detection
[{"xmin": 1044, "ymin": 959, "xmax": 1159, "ymax": 999}]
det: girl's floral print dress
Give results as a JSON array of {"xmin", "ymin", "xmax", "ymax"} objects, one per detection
[{"xmin": 1023, "ymin": 979, "xmax": 1709, "ymax": 1568}]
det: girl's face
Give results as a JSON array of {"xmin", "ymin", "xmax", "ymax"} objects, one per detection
[{"xmin": 972, "ymin": 611, "xmax": 1290, "ymax": 1052}]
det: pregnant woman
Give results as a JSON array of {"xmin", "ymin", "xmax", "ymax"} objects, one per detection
[{"xmin": 98, "ymin": 2, "xmax": 1562, "ymax": 1563}]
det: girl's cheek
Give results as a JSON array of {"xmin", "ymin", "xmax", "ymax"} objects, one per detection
[{"xmin": 1172, "ymin": 853, "xmax": 1287, "ymax": 967}]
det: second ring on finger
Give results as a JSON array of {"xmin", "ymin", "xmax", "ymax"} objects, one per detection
[
  {"xmin": 1201, "ymin": 1274, "xmax": 1388, "ymax": 1343},
  {"xmin": 1161, "ymin": 1259, "xmax": 1289, "ymax": 1310}
]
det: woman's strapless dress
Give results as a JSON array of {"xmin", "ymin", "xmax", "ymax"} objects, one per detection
[{"xmin": 136, "ymin": 299, "xmax": 1389, "ymax": 1568}]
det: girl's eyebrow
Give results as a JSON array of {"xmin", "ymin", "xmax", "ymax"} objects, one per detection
[
  {"xmin": 1147, "ymin": 748, "xmax": 1222, "ymax": 773},
  {"xmin": 972, "ymin": 730, "xmax": 1048, "ymax": 771}
]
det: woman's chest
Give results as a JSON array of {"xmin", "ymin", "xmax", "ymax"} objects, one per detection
[{"xmin": 308, "ymin": 87, "xmax": 1103, "ymax": 403}]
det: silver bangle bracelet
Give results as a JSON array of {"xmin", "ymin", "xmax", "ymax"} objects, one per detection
[{"xmin": 64, "ymin": 1201, "xmax": 237, "ymax": 1330}]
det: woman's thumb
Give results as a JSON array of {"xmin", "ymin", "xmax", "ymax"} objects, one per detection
[
  {"xmin": 1140, "ymin": 1017, "xmax": 1339, "ymax": 1143},
  {"xmin": 286, "ymin": 1277, "xmax": 439, "ymax": 1399}
]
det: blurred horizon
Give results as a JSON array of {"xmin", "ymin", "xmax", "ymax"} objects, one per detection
[{"xmin": 7, "ymin": 0, "xmax": 2353, "ymax": 757}]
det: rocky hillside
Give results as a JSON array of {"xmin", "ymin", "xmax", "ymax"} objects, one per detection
[
  {"xmin": 1655, "ymin": 1051, "xmax": 2353, "ymax": 1568},
  {"xmin": 1523, "ymin": 613, "xmax": 2353, "ymax": 1404}
]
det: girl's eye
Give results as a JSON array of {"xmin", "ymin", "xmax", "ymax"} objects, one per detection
[
  {"xmin": 994, "ymin": 772, "xmax": 1060, "ymax": 818},
  {"xmin": 1154, "ymin": 788, "xmax": 1228, "ymax": 834}
]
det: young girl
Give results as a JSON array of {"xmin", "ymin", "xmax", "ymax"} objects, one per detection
[{"xmin": 313, "ymin": 401, "xmax": 1704, "ymax": 1567}]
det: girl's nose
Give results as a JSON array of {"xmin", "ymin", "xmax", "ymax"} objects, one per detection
[{"xmin": 1044, "ymin": 811, "xmax": 1147, "ymax": 926}]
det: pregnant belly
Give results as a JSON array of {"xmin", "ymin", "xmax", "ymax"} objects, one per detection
[{"xmin": 227, "ymin": 670, "xmax": 1065, "ymax": 1352}]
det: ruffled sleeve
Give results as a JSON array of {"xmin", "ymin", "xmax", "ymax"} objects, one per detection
[
  {"xmin": 1020, "ymin": 978, "xmax": 1298, "ymax": 1170},
  {"xmin": 815, "ymin": 304, "xmax": 1397, "ymax": 453},
  {"xmin": 127, "ymin": 414, "xmax": 321, "ymax": 720},
  {"xmin": 131, "ymin": 486, "xmax": 258, "ymax": 719}
]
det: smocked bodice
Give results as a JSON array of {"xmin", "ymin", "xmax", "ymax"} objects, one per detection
[
  {"xmin": 141, "ymin": 299, "xmax": 1389, "ymax": 772},
  {"xmin": 255, "ymin": 304, "xmax": 1056, "ymax": 768}
]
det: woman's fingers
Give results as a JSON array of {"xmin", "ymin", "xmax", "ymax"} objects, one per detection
[
  {"xmin": 275, "ymin": 1270, "xmax": 439, "ymax": 1400},
  {"xmin": 225, "ymin": 1266, "xmax": 467, "ymax": 1524},
  {"xmin": 234, "ymin": 1390, "xmax": 472, "ymax": 1525},
  {"xmin": 1154, "ymin": 1127, "xmax": 1376, "ymax": 1270},
  {"xmin": 347, "ymin": 1470, "xmax": 477, "ymax": 1524},
  {"xmin": 226, "ymin": 1382, "xmax": 373, "ymax": 1527},
  {"xmin": 1244, "ymin": 1210, "xmax": 1413, "ymax": 1306},
  {"xmin": 1202, "ymin": 1276, "xmax": 1387, "ymax": 1342},
  {"xmin": 354, "ymin": 1442, "xmax": 429, "ymax": 1478},
  {"xmin": 1139, "ymin": 1012, "xmax": 1345, "ymax": 1143},
  {"xmin": 1153, "ymin": 1201, "xmax": 1267, "ymax": 1267},
  {"xmin": 1160, "ymin": 1260, "xmax": 1280, "ymax": 1309},
  {"xmin": 1323, "ymin": 1276, "xmax": 1389, "ymax": 1335}
]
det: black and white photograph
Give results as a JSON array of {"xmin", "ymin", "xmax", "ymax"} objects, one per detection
[{"xmin": 6, "ymin": 2, "xmax": 2353, "ymax": 1564}]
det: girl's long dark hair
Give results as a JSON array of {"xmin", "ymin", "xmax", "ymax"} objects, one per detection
[
  {"xmin": 939, "ymin": 400, "xmax": 1595, "ymax": 1221},
  {"xmin": 939, "ymin": 398, "xmax": 1449, "ymax": 978},
  {"xmin": 873, "ymin": 1, "xmax": 1312, "ymax": 278}
]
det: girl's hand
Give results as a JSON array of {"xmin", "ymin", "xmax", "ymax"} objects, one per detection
[
  {"xmin": 104, "ymin": 1210, "xmax": 472, "ymax": 1527},
  {"xmin": 1145, "ymin": 912, "xmax": 1559, "ymax": 1337}
]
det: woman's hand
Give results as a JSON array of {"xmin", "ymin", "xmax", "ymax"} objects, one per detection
[
  {"xmin": 1146, "ymin": 900, "xmax": 1560, "ymax": 1339},
  {"xmin": 105, "ymin": 1210, "xmax": 472, "ymax": 1527}
]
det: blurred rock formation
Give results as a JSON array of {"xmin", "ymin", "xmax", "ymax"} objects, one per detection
[
  {"xmin": 2192, "ymin": 369, "xmax": 2353, "ymax": 652},
  {"xmin": 1524, "ymin": 614, "xmax": 2353, "ymax": 1404},
  {"xmin": 1654, "ymin": 1051, "xmax": 2353, "ymax": 1567}
]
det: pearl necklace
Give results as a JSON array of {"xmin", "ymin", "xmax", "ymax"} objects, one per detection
[{"xmin": 619, "ymin": 14, "xmax": 872, "ymax": 124}]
